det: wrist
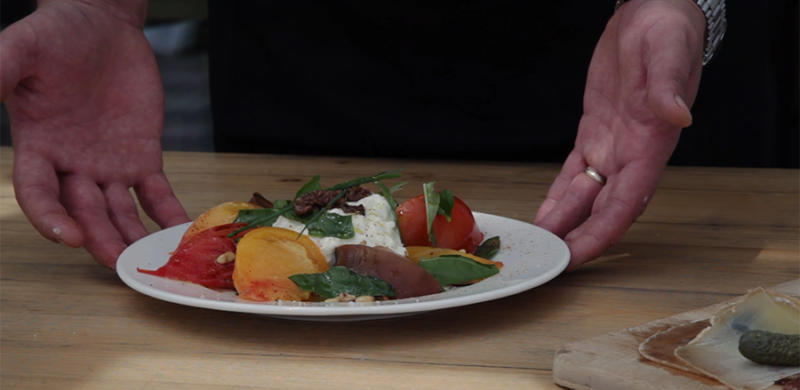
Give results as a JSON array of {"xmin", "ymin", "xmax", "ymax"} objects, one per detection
[
  {"xmin": 615, "ymin": 0, "xmax": 725, "ymax": 64},
  {"xmin": 38, "ymin": 0, "xmax": 148, "ymax": 28}
]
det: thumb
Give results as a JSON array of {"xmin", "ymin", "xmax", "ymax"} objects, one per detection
[
  {"xmin": 644, "ymin": 25, "xmax": 702, "ymax": 129},
  {"xmin": 0, "ymin": 21, "xmax": 37, "ymax": 102}
]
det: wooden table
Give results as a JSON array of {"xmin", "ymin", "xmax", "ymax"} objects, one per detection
[{"xmin": 2, "ymin": 148, "xmax": 798, "ymax": 390}]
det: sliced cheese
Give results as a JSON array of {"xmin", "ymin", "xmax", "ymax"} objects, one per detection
[
  {"xmin": 639, "ymin": 319, "xmax": 710, "ymax": 375},
  {"xmin": 674, "ymin": 288, "xmax": 800, "ymax": 390}
]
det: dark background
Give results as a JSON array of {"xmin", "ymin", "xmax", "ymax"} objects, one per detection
[{"xmin": 1, "ymin": 0, "xmax": 797, "ymax": 168}]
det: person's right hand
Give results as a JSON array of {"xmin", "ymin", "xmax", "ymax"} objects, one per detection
[
  {"xmin": 0, "ymin": 0, "xmax": 190, "ymax": 269},
  {"xmin": 533, "ymin": 0, "xmax": 705, "ymax": 270}
]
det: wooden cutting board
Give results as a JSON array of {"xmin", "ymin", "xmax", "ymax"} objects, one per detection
[{"xmin": 553, "ymin": 279, "xmax": 799, "ymax": 390}]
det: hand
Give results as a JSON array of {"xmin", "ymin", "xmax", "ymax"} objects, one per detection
[
  {"xmin": 1, "ymin": 1, "xmax": 190, "ymax": 269},
  {"xmin": 534, "ymin": 0, "xmax": 706, "ymax": 270}
]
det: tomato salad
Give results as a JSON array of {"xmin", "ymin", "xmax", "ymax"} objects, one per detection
[{"xmin": 138, "ymin": 171, "xmax": 503, "ymax": 303}]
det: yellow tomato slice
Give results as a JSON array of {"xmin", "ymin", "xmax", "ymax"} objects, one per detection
[
  {"xmin": 179, "ymin": 201, "xmax": 261, "ymax": 246},
  {"xmin": 233, "ymin": 227, "xmax": 328, "ymax": 302}
]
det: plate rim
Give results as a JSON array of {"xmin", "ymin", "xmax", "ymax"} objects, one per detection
[{"xmin": 117, "ymin": 212, "xmax": 570, "ymax": 317}]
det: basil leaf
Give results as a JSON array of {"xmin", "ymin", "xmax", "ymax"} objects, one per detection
[
  {"xmin": 295, "ymin": 175, "xmax": 321, "ymax": 198},
  {"xmin": 473, "ymin": 236, "xmax": 501, "ymax": 260},
  {"xmin": 437, "ymin": 189, "xmax": 455, "ymax": 221},
  {"xmin": 418, "ymin": 255, "xmax": 499, "ymax": 286},
  {"xmin": 297, "ymin": 190, "xmax": 347, "ymax": 237},
  {"xmin": 283, "ymin": 209, "xmax": 354, "ymax": 239},
  {"xmin": 326, "ymin": 170, "xmax": 403, "ymax": 191},
  {"xmin": 273, "ymin": 199, "xmax": 291, "ymax": 209},
  {"xmin": 423, "ymin": 182, "xmax": 440, "ymax": 246},
  {"xmin": 307, "ymin": 213, "xmax": 355, "ymax": 239},
  {"xmin": 289, "ymin": 266, "xmax": 395, "ymax": 299},
  {"xmin": 293, "ymin": 170, "xmax": 403, "ymax": 238},
  {"xmin": 281, "ymin": 210, "xmax": 310, "ymax": 224},
  {"xmin": 229, "ymin": 205, "xmax": 293, "ymax": 236},
  {"xmin": 234, "ymin": 208, "xmax": 282, "ymax": 225}
]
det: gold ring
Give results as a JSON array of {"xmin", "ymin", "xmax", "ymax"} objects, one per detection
[{"xmin": 584, "ymin": 167, "xmax": 607, "ymax": 186}]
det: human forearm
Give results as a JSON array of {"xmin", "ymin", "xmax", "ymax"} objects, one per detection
[{"xmin": 38, "ymin": 0, "xmax": 149, "ymax": 28}]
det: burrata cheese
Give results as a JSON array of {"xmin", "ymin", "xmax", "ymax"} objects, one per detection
[{"xmin": 272, "ymin": 194, "xmax": 406, "ymax": 266}]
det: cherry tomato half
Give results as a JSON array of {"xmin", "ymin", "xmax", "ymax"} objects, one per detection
[
  {"xmin": 138, "ymin": 223, "xmax": 251, "ymax": 289},
  {"xmin": 397, "ymin": 194, "xmax": 483, "ymax": 253}
]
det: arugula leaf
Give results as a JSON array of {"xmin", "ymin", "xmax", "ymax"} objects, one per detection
[
  {"xmin": 375, "ymin": 181, "xmax": 407, "ymax": 245},
  {"xmin": 437, "ymin": 189, "xmax": 455, "ymax": 221},
  {"xmin": 298, "ymin": 170, "xmax": 403, "ymax": 237},
  {"xmin": 423, "ymin": 182, "xmax": 440, "ymax": 246},
  {"xmin": 289, "ymin": 266, "xmax": 395, "ymax": 299},
  {"xmin": 389, "ymin": 181, "xmax": 407, "ymax": 197},
  {"xmin": 375, "ymin": 181, "xmax": 406, "ymax": 209},
  {"xmin": 229, "ymin": 204, "xmax": 293, "ymax": 236},
  {"xmin": 418, "ymin": 255, "xmax": 500, "ymax": 286},
  {"xmin": 473, "ymin": 236, "xmax": 501, "ymax": 260},
  {"xmin": 235, "ymin": 170, "xmax": 403, "ymax": 240},
  {"xmin": 326, "ymin": 170, "xmax": 403, "ymax": 191},
  {"xmin": 295, "ymin": 175, "xmax": 322, "ymax": 198},
  {"xmin": 234, "ymin": 208, "xmax": 286, "ymax": 225},
  {"xmin": 307, "ymin": 213, "xmax": 355, "ymax": 239}
]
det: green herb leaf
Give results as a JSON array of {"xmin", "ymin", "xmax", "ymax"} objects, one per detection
[
  {"xmin": 297, "ymin": 190, "xmax": 347, "ymax": 237},
  {"xmin": 229, "ymin": 204, "xmax": 293, "ymax": 237},
  {"xmin": 375, "ymin": 181, "xmax": 407, "ymax": 209},
  {"xmin": 281, "ymin": 210, "xmax": 310, "ymax": 223},
  {"xmin": 389, "ymin": 181, "xmax": 407, "ymax": 195},
  {"xmin": 289, "ymin": 266, "xmax": 395, "ymax": 299},
  {"xmin": 296, "ymin": 170, "xmax": 401, "ymax": 238},
  {"xmin": 326, "ymin": 170, "xmax": 403, "ymax": 191},
  {"xmin": 437, "ymin": 189, "xmax": 455, "ymax": 221},
  {"xmin": 273, "ymin": 199, "xmax": 291, "ymax": 209},
  {"xmin": 473, "ymin": 236, "xmax": 501, "ymax": 260},
  {"xmin": 282, "ymin": 208, "xmax": 355, "ymax": 239},
  {"xmin": 234, "ymin": 208, "xmax": 287, "ymax": 225},
  {"xmin": 306, "ymin": 213, "xmax": 355, "ymax": 239},
  {"xmin": 295, "ymin": 175, "xmax": 322, "ymax": 198},
  {"xmin": 423, "ymin": 182, "xmax": 440, "ymax": 246},
  {"xmin": 418, "ymin": 255, "xmax": 500, "ymax": 286}
]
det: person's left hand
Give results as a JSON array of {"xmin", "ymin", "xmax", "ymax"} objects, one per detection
[{"xmin": 534, "ymin": 0, "xmax": 707, "ymax": 270}]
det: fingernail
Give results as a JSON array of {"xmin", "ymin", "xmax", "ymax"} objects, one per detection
[{"xmin": 675, "ymin": 95, "xmax": 691, "ymax": 116}]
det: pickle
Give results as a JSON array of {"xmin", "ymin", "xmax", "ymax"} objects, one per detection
[{"xmin": 738, "ymin": 330, "xmax": 800, "ymax": 366}]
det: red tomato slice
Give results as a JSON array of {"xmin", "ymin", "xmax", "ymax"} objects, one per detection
[
  {"xmin": 138, "ymin": 223, "xmax": 251, "ymax": 289},
  {"xmin": 397, "ymin": 194, "xmax": 483, "ymax": 253}
]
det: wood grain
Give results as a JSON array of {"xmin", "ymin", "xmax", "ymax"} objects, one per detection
[{"xmin": 1, "ymin": 148, "xmax": 798, "ymax": 390}]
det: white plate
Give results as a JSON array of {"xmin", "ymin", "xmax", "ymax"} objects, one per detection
[{"xmin": 117, "ymin": 212, "xmax": 569, "ymax": 321}]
